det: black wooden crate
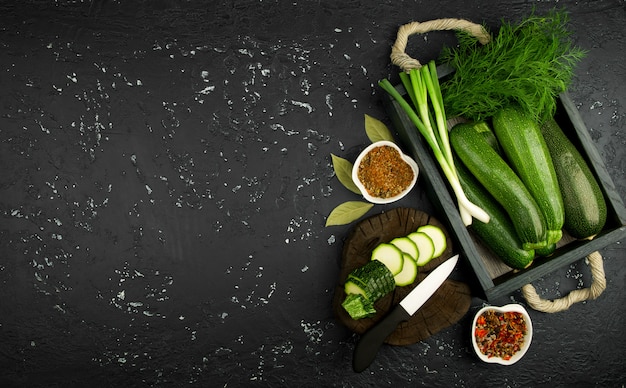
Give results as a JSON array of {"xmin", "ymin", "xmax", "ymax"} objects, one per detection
[{"xmin": 383, "ymin": 68, "xmax": 626, "ymax": 301}]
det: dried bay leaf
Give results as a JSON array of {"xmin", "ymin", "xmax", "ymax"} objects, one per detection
[
  {"xmin": 325, "ymin": 114, "xmax": 395, "ymax": 227},
  {"xmin": 325, "ymin": 201, "xmax": 374, "ymax": 226},
  {"xmin": 331, "ymin": 153, "xmax": 361, "ymax": 195},
  {"xmin": 364, "ymin": 114, "xmax": 394, "ymax": 143}
]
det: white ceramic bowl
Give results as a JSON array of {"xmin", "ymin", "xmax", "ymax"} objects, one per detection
[
  {"xmin": 351, "ymin": 141, "xmax": 419, "ymax": 204},
  {"xmin": 471, "ymin": 304, "xmax": 533, "ymax": 365}
]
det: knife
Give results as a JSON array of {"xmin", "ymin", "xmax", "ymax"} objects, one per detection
[{"xmin": 352, "ymin": 254, "xmax": 459, "ymax": 372}]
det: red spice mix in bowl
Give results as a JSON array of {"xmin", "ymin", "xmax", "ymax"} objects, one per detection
[
  {"xmin": 471, "ymin": 304, "xmax": 533, "ymax": 365},
  {"xmin": 352, "ymin": 141, "xmax": 419, "ymax": 204}
]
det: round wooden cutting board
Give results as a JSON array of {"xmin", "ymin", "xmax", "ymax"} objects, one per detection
[{"xmin": 332, "ymin": 207, "xmax": 472, "ymax": 345}]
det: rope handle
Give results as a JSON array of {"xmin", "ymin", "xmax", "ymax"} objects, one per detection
[
  {"xmin": 391, "ymin": 18, "xmax": 491, "ymax": 72},
  {"xmin": 521, "ymin": 251, "xmax": 606, "ymax": 313}
]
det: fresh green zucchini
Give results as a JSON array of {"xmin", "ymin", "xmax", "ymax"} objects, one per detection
[
  {"xmin": 469, "ymin": 120, "xmax": 503, "ymax": 155},
  {"xmin": 455, "ymin": 158, "xmax": 535, "ymax": 269},
  {"xmin": 492, "ymin": 106, "xmax": 564, "ymax": 245},
  {"xmin": 450, "ymin": 122, "xmax": 547, "ymax": 250},
  {"xmin": 540, "ymin": 118, "xmax": 607, "ymax": 239}
]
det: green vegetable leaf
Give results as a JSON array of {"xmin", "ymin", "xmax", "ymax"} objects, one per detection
[
  {"xmin": 364, "ymin": 114, "xmax": 395, "ymax": 143},
  {"xmin": 331, "ymin": 153, "xmax": 361, "ymax": 194},
  {"xmin": 325, "ymin": 201, "xmax": 374, "ymax": 226}
]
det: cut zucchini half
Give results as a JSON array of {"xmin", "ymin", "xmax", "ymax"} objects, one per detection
[
  {"xmin": 345, "ymin": 260, "xmax": 395, "ymax": 301},
  {"xmin": 393, "ymin": 253, "xmax": 418, "ymax": 286},
  {"xmin": 390, "ymin": 237, "xmax": 419, "ymax": 261},
  {"xmin": 407, "ymin": 231, "xmax": 435, "ymax": 266},
  {"xmin": 416, "ymin": 225, "xmax": 447, "ymax": 258},
  {"xmin": 341, "ymin": 293, "xmax": 376, "ymax": 320},
  {"xmin": 371, "ymin": 243, "xmax": 404, "ymax": 275}
]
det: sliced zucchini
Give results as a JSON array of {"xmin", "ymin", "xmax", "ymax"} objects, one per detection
[
  {"xmin": 416, "ymin": 225, "xmax": 447, "ymax": 258},
  {"xmin": 407, "ymin": 231, "xmax": 435, "ymax": 266},
  {"xmin": 390, "ymin": 237, "xmax": 419, "ymax": 261},
  {"xmin": 393, "ymin": 253, "xmax": 418, "ymax": 286},
  {"xmin": 371, "ymin": 243, "xmax": 404, "ymax": 275}
]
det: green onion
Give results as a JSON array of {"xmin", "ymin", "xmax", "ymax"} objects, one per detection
[{"xmin": 379, "ymin": 61, "xmax": 489, "ymax": 226}]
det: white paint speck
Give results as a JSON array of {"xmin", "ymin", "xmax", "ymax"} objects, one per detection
[
  {"xmin": 590, "ymin": 101, "xmax": 603, "ymax": 110},
  {"xmin": 197, "ymin": 85, "xmax": 215, "ymax": 94},
  {"xmin": 37, "ymin": 121, "xmax": 50, "ymax": 134},
  {"xmin": 290, "ymin": 100, "xmax": 314, "ymax": 114}
]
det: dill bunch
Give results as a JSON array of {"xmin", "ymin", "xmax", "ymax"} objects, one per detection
[{"xmin": 439, "ymin": 9, "xmax": 586, "ymax": 122}]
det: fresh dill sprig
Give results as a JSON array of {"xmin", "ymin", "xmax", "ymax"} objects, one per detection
[{"xmin": 439, "ymin": 9, "xmax": 586, "ymax": 122}]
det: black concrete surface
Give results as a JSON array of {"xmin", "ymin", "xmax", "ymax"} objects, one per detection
[{"xmin": 1, "ymin": 1, "xmax": 624, "ymax": 387}]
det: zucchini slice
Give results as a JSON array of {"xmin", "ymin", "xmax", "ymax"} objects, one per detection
[
  {"xmin": 390, "ymin": 237, "xmax": 419, "ymax": 261},
  {"xmin": 416, "ymin": 225, "xmax": 447, "ymax": 258},
  {"xmin": 393, "ymin": 253, "xmax": 418, "ymax": 286},
  {"xmin": 371, "ymin": 243, "xmax": 404, "ymax": 275},
  {"xmin": 407, "ymin": 231, "xmax": 435, "ymax": 266}
]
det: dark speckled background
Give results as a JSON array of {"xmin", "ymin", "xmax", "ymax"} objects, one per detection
[{"xmin": 1, "ymin": 1, "xmax": 624, "ymax": 387}]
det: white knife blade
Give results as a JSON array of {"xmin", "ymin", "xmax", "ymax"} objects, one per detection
[
  {"xmin": 352, "ymin": 254, "xmax": 459, "ymax": 372},
  {"xmin": 399, "ymin": 254, "xmax": 459, "ymax": 315}
]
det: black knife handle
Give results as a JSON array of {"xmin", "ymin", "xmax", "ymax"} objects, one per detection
[{"xmin": 352, "ymin": 305, "xmax": 411, "ymax": 372}]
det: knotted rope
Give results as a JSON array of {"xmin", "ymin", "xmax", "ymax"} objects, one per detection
[
  {"xmin": 391, "ymin": 18, "xmax": 491, "ymax": 72},
  {"xmin": 521, "ymin": 251, "xmax": 606, "ymax": 313},
  {"xmin": 390, "ymin": 18, "xmax": 608, "ymax": 312}
]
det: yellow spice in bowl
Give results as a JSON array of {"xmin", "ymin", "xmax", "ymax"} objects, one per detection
[{"xmin": 357, "ymin": 145, "xmax": 414, "ymax": 199}]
